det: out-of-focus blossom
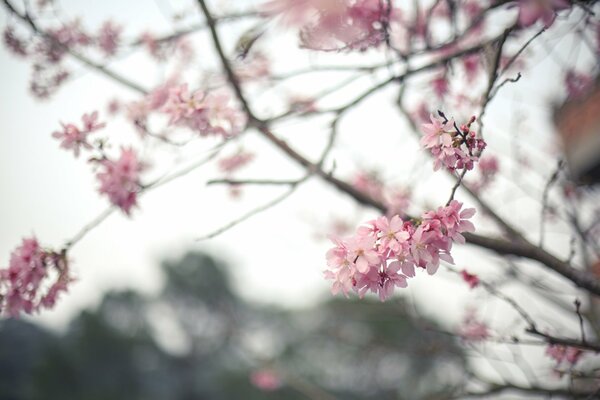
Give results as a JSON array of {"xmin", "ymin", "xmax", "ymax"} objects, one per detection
[
  {"xmin": 250, "ymin": 369, "xmax": 282, "ymax": 391},
  {"xmin": 546, "ymin": 343, "xmax": 583, "ymax": 367},
  {"xmin": 263, "ymin": 0, "xmax": 387, "ymax": 51},
  {"xmin": 218, "ymin": 151, "xmax": 254, "ymax": 174},
  {"xmin": 0, "ymin": 237, "xmax": 72, "ymax": 317},
  {"xmin": 96, "ymin": 147, "xmax": 144, "ymax": 215},
  {"xmin": 163, "ymin": 84, "xmax": 246, "ymax": 138},
  {"xmin": 515, "ymin": 0, "xmax": 571, "ymax": 28},
  {"xmin": 3, "ymin": 26, "xmax": 28, "ymax": 56},
  {"xmin": 459, "ymin": 309, "xmax": 490, "ymax": 341},
  {"xmin": 97, "ymin": 20, "xmax": 122, "ymax": 56},
  {"xmin": 460, "ymin": 269, "xmax": 480, "ymax": 288},
  {"xmin": 52, "ymin": 111, "xmax": 106, "ymax": 157}
]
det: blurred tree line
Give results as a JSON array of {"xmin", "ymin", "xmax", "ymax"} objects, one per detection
[{"xmin": 0, "ymin": 252, "xmax": 466, "ymax": 399}]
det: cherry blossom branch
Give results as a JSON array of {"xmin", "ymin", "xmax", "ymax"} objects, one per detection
[
  {"xmin": 207, "ymin": 178, "xmax": 301, "ymax": 186},
  {"xmin": 2, "ymin": 0, "xmax": 148, "ymax": 94},
  {"xmin": 198, "ymin": 0, "xmax": 600, "ymax": 301}
]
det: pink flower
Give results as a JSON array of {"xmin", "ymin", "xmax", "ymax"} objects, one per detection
[
  {"xmin": 354, "ymin": 261, "xmax": 408, "ymax": 301},
  {"xmin": 324, "ymin": 201, "xmax": 477, "ymax": 301},
  {"xmin": 420, "ymin": 114, "xmax": 454, "ymax": 149},
  {"xmin": 52, "ymin": 111, "xmax": 106, "ymax": 157},
  {"xmin": 250, "ymin": 369, "xmax": 282, "ymax": 391},
  {"xmin": 421, "ymin": 113, "xmax": 485, "ymax": 172},
  {"xmin": 3, "ymin": 26, "xmax": 28, "ymax": 57},
  {"xmin": 97, "ymin": 20, "xmax": 122, "ymax": 56},
  {"xmin": 564, "ymin": 70, "xmax": 592, "ymax": 99},
  {"xmin": 459, "ymin": 309, "xmax": 490, "ymax": 342},
  {"xmin": 96, "ymin": 147, "xmax": 144, "ymax": 215},
  {"xmin": 515, "ymin": 0, "xmax": 571, "ymax": 28},
  {"xmin": 546, "ymin": 343, "xmax": 583, "ymax": 367},
  {"xmin": 346, "ymin": 234, "xmax": 380, "ymax": 273},
  {"xmin": 375, "ymin": 215, "xmax": 409, "ymax": 253},
  {"xmin": 471, "ymin": 155, "xmax": 499, "ymax": 193},
  {"xmin": 163, "ymin": 84, "xmax": 246, "ymax": 137},
  {"xmin": 0, "ymin": 237, "xmax": 72, "ymax": 317},
  {"xmin": 218, "ymin": 151, "xmax": 254, "ymax": 174},
  {"xmin": 461, "ymin": 269, "xmax": 480, "ymax": 289},
  {"xmin": 264, "ymin": 0, "xmax": 387, "ymax": 51}
]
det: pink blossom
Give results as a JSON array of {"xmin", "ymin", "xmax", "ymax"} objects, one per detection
[
  {"xmin": 96, "ymin": 147, "xmax": 144, "ymax": 214},
  {"xmin": 546, "ymin": 343, "xmax": 583, "ymax": 367},
  {"xmin": 346, "ymin": 235, "xmax": 380, "ymax": 273},
  {"xmin": 163, "ymin": 84, "xmax": 246, "ymax": 137},
  {"xmin": 52, "ymin": 111, "xmax": 106, "ymax": 157},
  {"xmin": 97, "ymin": 20, "xmax": 122, "ymax": 56},
  {"xmin": 0, "ymin": 237, "xmax": 72, "ymax": 317},
  {"xmin": 421, "ymin": 114, "xmax": 454, "ymax": 149},
  {"xmin": 375, "ymin": 215, "xmax": 409, "ymax": 253},
  {"xmin": 421, "ymin": 113, "xmax": 485, "ymax": 172},
  {"xmin": 250, "ymin": 369, "xmax": 282, "ymax": 391},
  {"xmin": 324, "ymin": 202, "xmax": 476, "ymax": 300},
  {"xmin": 515, "ymin": 0, "xmax": 571, "ymax": 28},
  {"xmin": 264, "ymin": 0, "xmax": 387, "ymax": 51},
  {"xmin": 354, "ymin": 261, "xmax": 408, "ymax": 301},
  {"xmin": 3, "ymin": 26, "xmax": 28, "ymax": 57},
  {"xmin": 459, "ymin": 310, "xmax": 490, "ymax": 342},
  {"xmin": 218, "ymin": 151, "xmax": 254, "ymax": 174},
  {"xmin": 461, "ymin": 269, "xmax": 480, "ymax": 288},
  {"xmin": 471, "ymin": 155, "xmax": 499, "ymax": 192},
  {"xmin": 431, "ymin": 75, "xmax": 449, "ymax": 98},
  {"xmin": 564, "ymin": 70, "xmax": 592, "ymax": 99}
]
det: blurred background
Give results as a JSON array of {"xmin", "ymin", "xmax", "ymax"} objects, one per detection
[{"xmin": 0, "ymin": 251, "xmax": 466, "ymax": 399}]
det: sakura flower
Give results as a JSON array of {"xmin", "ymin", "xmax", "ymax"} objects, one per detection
[
  {"xmin": 163, "ymin": 84, "xmax": 245, "ymax": 137},
  {"xmin": 97, "ymin": 20, "xmax": 122, "ymax": 56},
  {"xmin": 250, "ymin": 369, "xmax": 282, "ymax": 391},
  {"xmin": 354, "ymin": 261, "xmax": 408, "ymax": 302},
  {"xmin": 0, "ymin": 237, "xmax": 72, "ymax": 317},
  {"xmin": 515, "ymin": 0, "xmax": 571, "ymax": 28},
  {"xmin": 324, "ymin": 200, "xmax": 477, "ymax": 301},
  {"xmin": 96, "ymin": 147, "xmax": 144, "ymax": 214},
  {"xmin": 52, "ymin": 111, "xmax": 106, "ymax": 157},
  {"xmin": 471, "ymin": 155, "xmax": 499, "ymax": 192},
  {"xmin": 461, "ymin": 269, "xmax": 480, "ymax": 289},
  {"xmin": 546, "ymin": 343, "xmax": 583, "ymax": 367},
  {"xmin": 346, "ymin": 234, "xmax": 380, "ymax": 273},
  {"xmin": 420, "ymin": 114, "xmax": 454, "ymax": 149},
  {"xmin": 264, "ymin": 0, "xmax": 386, "ymax": 51},
  {"xmin": 3, "ymin": 26, "xmax": 28, "ymax": 57},
  {"xmin": 564, "ymin": 70, "xmax": 592, "ymax": 99},
  {"xmin": 459, "ymin": 309, "xmax": 490, "ymax": 342},
  {"xmin": 218, "ymin": 151, "xmax": 254, "ymax": 174},
  {"xmin": 375, "ymin": 215, "xmax": 409, "ymax": 253},
  {"xmin": 421, "ymin": 113, "xmax": 485, "ymax": 172}
]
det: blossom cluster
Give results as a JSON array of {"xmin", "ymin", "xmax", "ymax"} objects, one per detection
[
  {"xmin": 95, "ymin": 148, "xmax": 144, "ymax": 215},
  {"xmin": 545, "ymin": 343, "xmax": 583, "ymax": 368},
  {"xmin": 52, "ymin": 111, "xmax": 106, "ymax": 157},
  {"xmin": 162, "ymin": 84, "xmax": 246, "ymax": 138},
  {"xmin": 0, "ymin": 237, "xmax": 72, "ymax": 317},
  {"xmin": 324, "ymin": 200, "xmax": 475, "ymax": 301},
  {"xmin": 263, "ymin": 0, "xmax": 388, "ymax": 51},
  {"xmin": 421, "ymin": 114, "xmax": 486, "ymax": 172}
]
